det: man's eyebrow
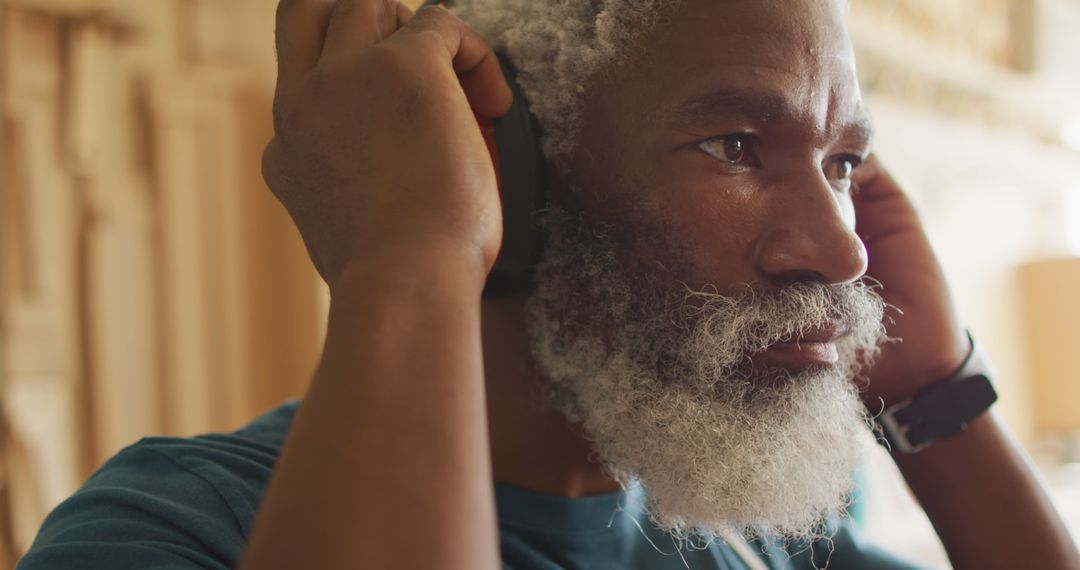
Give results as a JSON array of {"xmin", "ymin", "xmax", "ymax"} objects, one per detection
[
  {"xmin": 674, "ymin": 87, "xmax": 799, "ymax": 126},
  {"xmin": 842, "ymin": 114, "xmax": 875, "ymax": 148},
  {"xmin": 671, "ymin": 86, "xmax": 875, "ymax": 145}
]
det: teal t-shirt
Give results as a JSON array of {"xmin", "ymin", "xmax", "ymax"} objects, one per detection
[{"xmin": 17, "ymin": 401, "xmax": 923, "ymax": 569}]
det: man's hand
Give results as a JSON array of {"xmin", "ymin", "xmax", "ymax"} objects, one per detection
[
  {"xmin": 239, "ymin": 3, "xmax": 508, "ymax": 569},
  {"xmin": 852, "ymin": 155, "xmax": 970, "ymax": 407},
  {"xmin": 852, "ymin": 155, "xmax": 1080, "ymax": 570},
  {"xmin": 262, "ymin": 0, "xmax": 511, "ymax": 290}
]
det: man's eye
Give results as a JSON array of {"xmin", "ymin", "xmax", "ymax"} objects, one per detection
[
  {"xmin": 825, "ymin": 156, "xmax": 862, "ymax": 182},
  {"xmin": 698, "ymin": 135, "xmax": 757, "ymax": 166}
]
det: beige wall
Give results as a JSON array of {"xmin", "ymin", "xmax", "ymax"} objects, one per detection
[{"xmin": 867, "ymin": 97, "xmax": 1080, "ymax": 446}]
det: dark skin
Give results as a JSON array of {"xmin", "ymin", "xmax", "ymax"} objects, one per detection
[
  {"xmin": 243, "ymin": 0, "xmax": 1080, "ymax": 568},
  {"xmin": 485, "ymin": 0, "xmax": 954, "ymax": 495}
]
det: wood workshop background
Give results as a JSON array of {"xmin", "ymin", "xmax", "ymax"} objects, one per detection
[{"xmin": 2, "ymin": 1, "xmax": 1080, "ymax": 568}]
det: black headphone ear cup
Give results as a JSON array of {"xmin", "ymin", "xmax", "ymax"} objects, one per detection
[
  {"xmin": 415, "ymin": 0, "xmax": 547, "ymax": 298},
  {"xmin": 482, "ymin": 53, "xmax": 548, "ymax": 299}
]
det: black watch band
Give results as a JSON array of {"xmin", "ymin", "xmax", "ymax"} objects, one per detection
[{"xmin": 876, "ymin": 332, "xmax": 999, "ymax": 454}]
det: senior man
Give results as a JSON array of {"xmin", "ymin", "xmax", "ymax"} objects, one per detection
[{"xmin": 17, "ymin": 0, "xmax": 1080, "ymax": 569}]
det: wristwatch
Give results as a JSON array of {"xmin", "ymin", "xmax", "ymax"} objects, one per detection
[{"xmin": 876, "ymin": 331, "xmax": 998, "ymax": 454}]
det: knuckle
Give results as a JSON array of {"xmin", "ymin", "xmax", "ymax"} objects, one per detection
[
  {"xmin": 325, "ymin": 0, "xmax": 353, "ymax": 35},
  {"xmin": 363, "ymin": 44, "xmax": 423, "ymax": 85},
  {"xmin": 261, "ymin": 139, "xmax": 307, "ymax": 205},
  {"xmin": 271, "ymin": 93, "xmax": 289, "ymax": 129},
  {"xmin": 411, "ymin": 28, "xmax": 448, "ymax": 55},
  {"xmin": 413, "ymin": 3, "xmax": 455, "ymax": 25},
  {"xmin": 261, "ymin": 140, "xmax": 284, "ymax": 193},
  {"xmin": 409, "ymin": 6, "xmax": 462, "ymax": 40},
  {"xmin": 376, "ymin": 0, "xmax": 402, "ymax": 38}
]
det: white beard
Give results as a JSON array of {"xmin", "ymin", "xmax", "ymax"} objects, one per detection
[{"xmin": 524, "ymin": 208, "xmax": 888, "ymax": 541}]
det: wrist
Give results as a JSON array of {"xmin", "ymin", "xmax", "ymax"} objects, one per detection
[
  {"xmin": 864, "ymin": 331, "xmax": 971, "ymax": 407},
  {"xmin": 329, "ymin": 243, "xmax": 491, "ymax": 302},
  {"xmin": 324, "ymin": 246, "xmax": 487, "ymax": 360},
  {"xmin": 874, "ymin": 331, "xmax": 999, "ymax": 454}
]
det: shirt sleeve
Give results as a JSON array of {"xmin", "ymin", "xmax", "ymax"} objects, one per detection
[{"xmin": 16, "ymin": 444, "xmax": 246, "ymax": 570}]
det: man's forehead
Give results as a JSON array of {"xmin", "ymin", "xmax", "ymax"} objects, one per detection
[
  {"xmin": 671, "ymin": 84, "xmax": 873, "ymax": 144},
  {"xmin": 616, "ymin": 0, "xmax": 864, "ymax": 129},
  {"xmin": 638, "ymin": 0, "xmax": 855, "ymax": 71}
]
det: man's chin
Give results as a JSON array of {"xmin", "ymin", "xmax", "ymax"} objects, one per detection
[{"xmin": 539, "ymin": 348, "xmax": 870, "ymax": 542}]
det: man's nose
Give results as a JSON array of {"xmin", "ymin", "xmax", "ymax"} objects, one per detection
[{"xmin": 753, "ymin": 170, "xmax": 868, "ymax": 285}]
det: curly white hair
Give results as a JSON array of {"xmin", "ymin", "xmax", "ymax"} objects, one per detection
[{"xmin": 450, "ymin": 0, "xmax": 677, "ymax": 163}]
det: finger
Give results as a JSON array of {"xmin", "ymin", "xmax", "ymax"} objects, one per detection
[
  {"xmin": 274, "ymin": 0, "xmax": 335, "ymax": 86},
  {"xmin": 322, "ymin": 0, "xmax": 408, "ymax": 57},
  {"xmin": 391, "ymin": 5, "xmax": 513, "ymax": 118},
  {"xmin": 852, "ymin": 155, "xmax": 922, "ymax": 243},
  {"xmin": 396, "ymin": 2, "xmax": 414, "ymax": 26},
  {"xmin": 852, "ymin": 155, "xmax": 895, "ymax": 199}
]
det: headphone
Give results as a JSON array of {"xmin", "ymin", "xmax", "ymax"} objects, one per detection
[{"xmin": 419, "ymin": 0, "xmax": 548, "ymax": 299}]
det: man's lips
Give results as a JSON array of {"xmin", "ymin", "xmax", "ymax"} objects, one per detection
[
  {"xmin": 754, "ymin": 324, "xmax": 848, "ymax": 369},
  {"xmin": 784, "ymin": 323, "xmax": 848, "ymax": 344}
]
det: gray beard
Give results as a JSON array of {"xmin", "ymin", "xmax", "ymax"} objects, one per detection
[{"xmin": 523, "ymin": 208, "xmax": 888, "ymax": 542}]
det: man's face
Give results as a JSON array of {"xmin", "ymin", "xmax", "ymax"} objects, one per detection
[
  {"xmin": 525, "ymin": 0, "xmax": 887, "ymax": 542},
  {"xmin": 567, "ymin": 0, "xmax": 870, "ymax": 302}
]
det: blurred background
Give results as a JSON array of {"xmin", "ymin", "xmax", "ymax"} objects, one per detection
[{"xmin": 0, "ymin": 0, "xmax": 1078, "ymax": 568}]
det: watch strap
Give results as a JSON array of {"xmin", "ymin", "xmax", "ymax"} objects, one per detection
[{"xmin": 877, "ymin": 332, "xmax": 998, "ymax": 453}]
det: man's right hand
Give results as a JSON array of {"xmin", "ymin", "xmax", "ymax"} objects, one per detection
[
  {"xmin": 241, "ymin": 9, "xmax": 506, "ymax": 570},
  {"xmin": 262, "ymin": 0, "xmax": 512, "ymax": 291}
]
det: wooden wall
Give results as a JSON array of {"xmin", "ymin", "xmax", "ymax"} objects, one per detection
[
  {"xmin": 0, "ymin": 0, "xmax": 329, "ymax": 560},
  {"xmin": 1021, "ymin": 258, "xmax": 1080, "ymax": 433}
]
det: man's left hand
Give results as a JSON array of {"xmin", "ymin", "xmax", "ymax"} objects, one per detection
[{"xmin": 851, "ymin": 155, "xmax": 971, "ymax": 409}]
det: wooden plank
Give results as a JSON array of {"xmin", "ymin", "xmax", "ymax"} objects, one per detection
[
  {"xmin": 0, "ymin": 5, "xmax": 86, "ymax": 542},
  {"xmin": 1020, "ymin": 258, "xmax": 1080, "ymax": 432},
  {"xmin": 150, "ymin": 77, "xmax": 217, "ymax": 436}
]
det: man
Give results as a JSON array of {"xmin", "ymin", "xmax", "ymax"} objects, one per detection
[{"xmin": 17, "ymin": 0, "xmax": 1080, "ymax": 569}]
